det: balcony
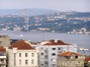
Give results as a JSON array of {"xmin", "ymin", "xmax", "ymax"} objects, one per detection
[
  {"xmin": 45, "ymin": 61, "xmax": 48, "ymax": 65},
  {"xmin": 0, "ymin": 61, "xmax": 6, "ymax": 65},
  {"xmin": 0, "ymin": 62, "xmax": 6, "ymax": 65},
  {"xmin": 45, "ymin": 50, "xmax": 48, "ymax": 53},
  {"xmin": 0, "ymin": 56, "xmax": 6, "ymax": 59},
  {"xmin": 45, "ymin": 55, "xmax": 48, "ymax": 59},
  {"xmin": 0, "ymin": 59, "xmax": 6, "ymax": 65}
]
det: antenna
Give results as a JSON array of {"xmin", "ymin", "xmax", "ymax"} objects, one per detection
[{"xmin": 24, "ymin": 9, "xmax": 29, "ymax": 31}]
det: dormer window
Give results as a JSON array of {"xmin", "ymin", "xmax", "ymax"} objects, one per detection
[
  {"xmin": 52, "ymin": 48, "xmax": 56, "ymax": 50},
  {"xmin": 75, "ymin": 56, "xmax": 78, "ymax": 59}
]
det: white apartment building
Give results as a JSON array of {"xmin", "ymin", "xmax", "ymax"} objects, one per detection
[
  {"xmin": 7, "ymin": 40, "xmax": 38, "ymax": 67},
  {"xmin": 0, "ymin": 46, "xmax": 7, "ymax": 67},
  {"xmin": 38, "ymin": 39, "xmax": 77, "ymax": 67}
]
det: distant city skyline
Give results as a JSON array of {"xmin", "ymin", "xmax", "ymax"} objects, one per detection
[{"xmin": 0, "ymin": 0, "xmax": 90, "ymax": 12}]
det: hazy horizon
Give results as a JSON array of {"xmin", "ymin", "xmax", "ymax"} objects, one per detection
[
  {"xmin": 0, "ymin": 0, "xmax": 90, "ymax": 12},
  {"xmin": 0, "ymin": 8, "xmax": 90, "ymax": 12}
]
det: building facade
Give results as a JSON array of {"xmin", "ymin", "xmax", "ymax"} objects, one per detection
[
  {"xmin": 7, "ymin": 40, "xmax": 38, "ymax": 67},
  {"xmin": 37, "ymin": 39, "xmax": 77, "ymax": 67},
  {"xmin": 0, "ymin": 46, "xmax": 7, "ymax": 67},
  {"xmin": 57, "ymin": 51, "xmax": 85, "ymax": 67},
  {"xmin": 0, "ymin": 35, "xmax": 10, "ymax": 47},
  {"xmin": 85, "ymin": 57, "xmax": 90, "ymax": 67}
]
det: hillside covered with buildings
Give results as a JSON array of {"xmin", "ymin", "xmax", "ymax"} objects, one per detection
[{"xmin": 0, "ymin": 9, "xmax": 90, "ymax": 33}]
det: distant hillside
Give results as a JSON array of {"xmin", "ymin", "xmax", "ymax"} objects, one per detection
[
  {"xmin": 0, "ymin": 9, "xmax": 59, "ymax": 16},
  {"xmin": 0, "ymin": 10, "xmax": 90, "ymax": 32}
]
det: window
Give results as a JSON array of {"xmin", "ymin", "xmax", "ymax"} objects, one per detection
[
  {"xmin": 68, "ymin": 61, "xmax": 73, "ymax": 66},
  {"xmin": 51, "ymin": 59, "xmax": 56, "ymax": 62},
  {"xmin": 77, "ymin": 61, "xmax": 81, "ymax": 66},
  {"xmin": 19, "ymin": 53, "xmax": 21, "ymax": 57},
  {"xmin": 25, "ymin": 60, "xmax": 28, "ymax": 64},
  {"xmin": 52, "ymin": 53, "xmax": 56, "ymax": 56},
  {"xmin": 41, "ymin": 47, "xmax": 43, "ymax": 50},
  {"xmin": 41, "ymin": 53, "xmax": 44, "ymax": 55},
  {"xmin": 45, "ymin": 50, "xmax": 48, "ymax": 53},
  {"xmin": 0, "ymin": 52, "xmax": 4, "ymax": 56},
  {"xmin": 58, "ymin": 48, "xmax": 61, "ymax": 50},
  {"xmin": 32, "ymin": 53, "xmax": 34, "ymax": 57},
  {"xmin": 25, "ymin": 53, "xmax": 28, "ymax": 57},
  {"xmin": 0, "ymin": 59, "xmax": 4, "ymax": 62},
  {"xmin": 52, "ymin": 64, "xmax": 56, "ymax": 67},
  {"xmin": 19, "ymin": 60, "xmax": 21, "ymax": 65},
  {"xmin": 45, "ymin": 61, "xmax": 48, "ymax": 64},
  {"xmin": 45, "ymin": 55, "xmax": 48, "ymax": 59},
  {"xmin": 41, "ymin": 64, "xmax": 44, "ymax": 66},
  {"xmin": 52, "ymin": 48, "xmax": 56, "ymax": 50},
  {"xmin": 31, "ymin": 59, "xmax": 34, "ymax": 64}
]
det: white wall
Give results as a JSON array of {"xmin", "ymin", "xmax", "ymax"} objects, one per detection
[
  {"xmin": 38, "ymin": 44, "xmax": 77, "ymax": 67},
  {"xmin": 7, "ymin": 48, "xmax": 39, "ymax": 67}
]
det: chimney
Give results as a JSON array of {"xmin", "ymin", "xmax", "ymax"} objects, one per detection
[{"xmin": 55, "ymin": 39, "xmax": 58, "ymax": 43}]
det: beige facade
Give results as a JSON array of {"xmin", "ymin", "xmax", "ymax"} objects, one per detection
[
  {"xmin": 57, "ymin": 52, "xmax": 85, "ymax": 67},
  {"xmin": 0, "ymin": 35, "xmax": 10, "ymax": 47}
]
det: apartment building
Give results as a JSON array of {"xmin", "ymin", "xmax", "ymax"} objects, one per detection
[
  {"xmin": 0, "ymin": 46, "xmax": 7, "ymax": 67},
  {"xmin": 7, "ymin": 40, "xmax": 38, "ymax": 67},
  {"xmin": 57, "ymin": 51, "xmax": 85, "ymax": 67},
  {"xmin": 37, "ymin": 39, "xmax": 77, "ymax": 67}
]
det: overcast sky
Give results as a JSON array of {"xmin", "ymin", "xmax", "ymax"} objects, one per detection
[{"xmin": 0, "ymin": 0, "xmax": 90, "ymax": 12}]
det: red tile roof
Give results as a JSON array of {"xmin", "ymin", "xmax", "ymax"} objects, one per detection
[
  {"xmin": 9, "ymin": 40, "xmax": 34, "ymax": 50},
  {"xmin": 0, "ymin": 46, "xmax": 6, "ymax": 52},
  {"xmin": 85, "ymin": 57, "xmax": 90, "ymax": 61},
  {"xmin": 58, "ymin": 51, "xmax": 82, "ymax": 56},
  {"xmin": 44, "ymin": 40, "xmax": 70, "ymax": 46}
]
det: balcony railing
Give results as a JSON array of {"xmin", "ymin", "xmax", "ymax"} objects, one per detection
[
  {"xmin": 0, "ymin": 62, "xmax": 6, "ymax": 65},
  {"xmin": 0, "ymin": 56, "xmax": 6, "ymax": 59}
]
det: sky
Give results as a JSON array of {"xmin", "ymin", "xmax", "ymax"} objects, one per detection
[{"xmin": 0, "ymin": 0, "xmax": 90, "ymax": 12}]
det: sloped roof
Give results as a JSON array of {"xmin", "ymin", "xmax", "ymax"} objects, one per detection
[
  {"xmin": 58, "ymin": 51, "xmax": 82, "ymax": 56},
  {"xmin": 0, "ymin": 46, "xmax": 6, "ymax": 52},
  {"xmin": 85, "ymin": 57, "xmax": 90, "ymax": 61},
  {"xmin": 43, "ymin": 40, "xmax": 70, "ymax": 46},
  {"xmin": 9, "ymin": 40, "xmax": 34, "ymax": 50}
]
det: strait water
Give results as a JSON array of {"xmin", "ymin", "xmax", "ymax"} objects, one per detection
[{"xmin": 0, "ymin": 31, "xmax": 90, "ymax": 55}]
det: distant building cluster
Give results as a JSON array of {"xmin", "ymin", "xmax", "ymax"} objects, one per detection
[
  {"xmin": 68, "ymin": 28, "xmax": 90, "ymax": 35},
  {"xmin": 0, "ymin": 35, "xmax": 90, "ymax": 67}
]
